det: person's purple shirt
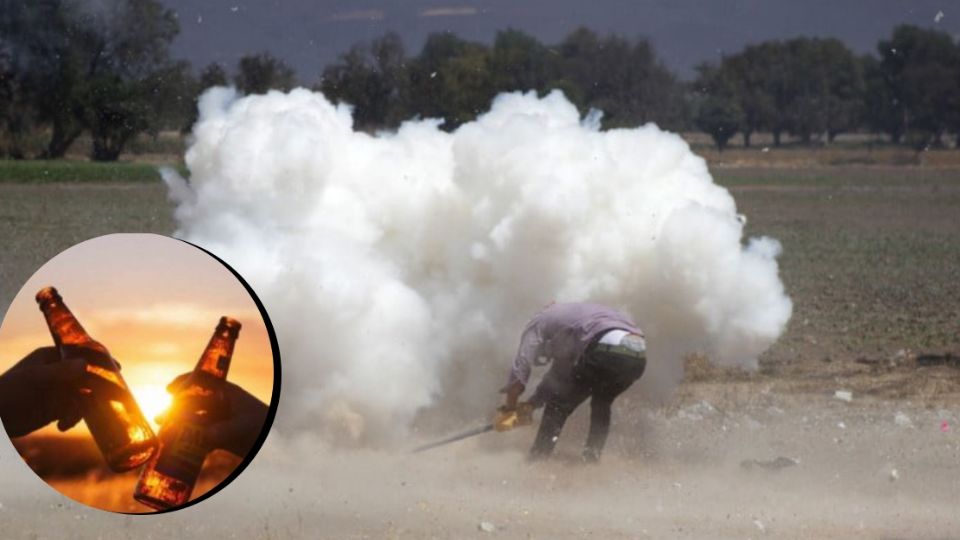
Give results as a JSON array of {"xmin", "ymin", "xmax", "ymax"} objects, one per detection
[{"xmin": 507, "ymin": 302, "xmax": 644, "ymax": 388}]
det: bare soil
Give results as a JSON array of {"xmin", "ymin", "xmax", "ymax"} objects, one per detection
[{"xmin": 1, "ymin": 164, "xmax": 958, "ymax": 538}]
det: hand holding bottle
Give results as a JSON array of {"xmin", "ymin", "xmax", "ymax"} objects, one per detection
[
  {"xmin": 0, "ymin": 347, "xmax": 86, "ymax": 437},
  {"xmin": 161, "ymin": 374, "xmax": 269, "ymax": 458}
]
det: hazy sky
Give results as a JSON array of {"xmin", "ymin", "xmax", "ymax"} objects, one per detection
[
  {"xmin": 154, "ymin": 0, "xmax": 959, "ymax": 80},
  {"xmin": 0, "ymin": 234, "xmax": 276, "ymax": 434}
]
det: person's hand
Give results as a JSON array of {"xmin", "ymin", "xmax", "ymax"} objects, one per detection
[
  {"xmin": 0, "ymin": 347, "xmax": 86, "ymax": 437},
  {"xmin": 493, "ymin": 402, "xmax": 533, "ymax": 432},
  {"xmin": 162, "ymin": 373, "xmax": 269, "ymax": 458}
]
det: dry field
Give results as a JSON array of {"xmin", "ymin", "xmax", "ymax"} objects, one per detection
[{"xmin": 0, "ymin": 158, "xmax": 958, "ymax": 538}]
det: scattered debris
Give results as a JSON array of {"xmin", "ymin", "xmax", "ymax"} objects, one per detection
[
  {"xmin": 834, "ymin": 390, "xmax": 853, "ymax": 402},
  {"xmin": 894, "ymin": 412, "xmax": 913, "ymax": 428},
  {"xmin": 889, "ymin": 468, "xmax": 899, "ymax": 481},
  {"xmin": 941, "ymin": 421, "xmax": 950, "ymax": 433},
  {"xmin": 741, "ymin": 456, "xmax": 799, "ymax": 471},
  {"xmin": 837, "ymin": 421, "xmax": 847, "ymax": 429},
  {"xmin": 478, "ymin": 521, "xmax": 496, "ymax": 533},
  {"xmin": 753, "ymin": 518, "xmax": 766, "ymax": 533}
]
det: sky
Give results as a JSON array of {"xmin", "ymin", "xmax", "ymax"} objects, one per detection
[
  {"xmin": 154, "ymin": 0, "xmax": 960, "ymax": 81},
  {"xmin": 0, "ymin": 233, "xmax": 276, "ymax": 436}
]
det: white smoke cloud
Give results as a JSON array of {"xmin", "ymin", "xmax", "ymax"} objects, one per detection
[{"xmin": 164, "ymin": 87, "xmax": 792, "ymax": 446}]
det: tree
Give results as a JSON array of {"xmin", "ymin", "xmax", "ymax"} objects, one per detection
[
  {"xmin": 553, "ymin": 27, "xmax": 603, "ymax": 112},
  {"xmin": 235, "ymin": 53, "xmax": 296, "ymax": 95},
  {"xmin": 198, "ymin": 62, "xmax": 229, "ymax": 89},
  {"xmin": 724, "ymin": 46, "xmax": 776, "ymax": 147},
  {"xmin": 0, "ymin": 0, "xmax": 85, "ymax": 158},
  {"xmin": 407, "ymin": 33, "xmax": 493, "ymax": 129},
  {"xmin": 776, "ymin": 38, "xmax": 864, "ymax": 144},
  {"xmin": 319, "ymin": 32, "xmax": 409, "ymax": 129},
  {"xmin": 861, "ymin": 55, "xmax": 900, "ymax": 142},
  {"xmin": 818, "ymin": 39, "xmax": 865, "ymax": 143},
  {"xmin": 79, "ymin": 0, "xmax": 181, "ymax": 161},
  {"xmin": 0, "ymin": 0, "xmax": 182, "ymax": 160},
  {"xmin": 488, "ymin": 28, "xmax": 556, "ymax": 95},
  {"xmin": 694, "ymin": 64, "xmax": 742, "ymax": 151},
  {"xmin": 556, "ymin": 28, "xmax": 683, "ymax": 129},
  {"xmin": 876, "ymin": 25, "xmax": 960, "ymax": 149},
  {"xmin": 0, "ymin": 36, "xmax": 34, "ymax": 158}
]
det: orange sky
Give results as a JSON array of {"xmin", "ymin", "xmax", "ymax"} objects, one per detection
[{"xmin": 0, "ymin": 233, "xmax": 275, "ymax": 436}]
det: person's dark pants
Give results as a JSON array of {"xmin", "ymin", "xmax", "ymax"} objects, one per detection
[{"xmin": 528, "ymin": 345, "xmax": 646, "ymax": 462}]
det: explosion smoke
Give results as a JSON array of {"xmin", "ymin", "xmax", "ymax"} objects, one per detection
[{"xmin": 164, "ymin": 88, "xmax": 792, "ymax": 446}]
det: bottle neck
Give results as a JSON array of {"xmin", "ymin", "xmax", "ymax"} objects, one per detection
[
  {"xmin": 195, "ymin": 321, "xmax": 240, "ymax": 380},
  {"xmin": 38, "ymin": 297, "xmax": 101, "ymax": 350}
]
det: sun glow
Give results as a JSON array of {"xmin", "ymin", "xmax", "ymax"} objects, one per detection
[{"xmin": 130, "ymin": 383, "xmax": 174, "ymax": 430}]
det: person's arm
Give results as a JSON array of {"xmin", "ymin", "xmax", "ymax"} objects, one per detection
[
  {"xmin": 0, "ymin": 348, "xmax": 86, "ymax": 437},
  {"xmin": 501, "ymin": 324, "xmax": 541, "ymax": 408},
  {"xmin": 503, "ymin": 380, "xmax": 525, "ymax": 409}
]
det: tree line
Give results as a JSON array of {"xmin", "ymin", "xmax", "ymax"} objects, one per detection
[{"xmin": 2, "ymin": 0, "xmax": 959, "ymax": 160}]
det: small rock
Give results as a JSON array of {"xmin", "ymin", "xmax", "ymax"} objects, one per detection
[
  {"xmin": 478, "ymin": 521, "xmax": 496, "ymax": 533},
  {"xmin": 834, "ymin": 390, "xmax": 853, "ymax": 402},
  {"xmin": 889, "ymin": 468, "xmax": 899, "ymax": 481}
]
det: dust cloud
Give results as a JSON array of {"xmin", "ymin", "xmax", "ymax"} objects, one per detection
[{"xmin": 163, "ymin": 87, "xmax": 791, "ymax": 446}]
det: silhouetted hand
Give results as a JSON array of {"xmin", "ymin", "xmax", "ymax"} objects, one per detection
[
  {"xmin": 162, "ymin": 373, "xmax": 269, "ymax": 458},
  {"xmin": 0, "ymin": 347, "xmax": 86, "ymax": 437}
]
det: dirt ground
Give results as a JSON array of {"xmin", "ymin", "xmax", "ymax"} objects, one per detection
[{"xmin": 1, "ymin": 163, "xmax": 959, "ymax": 538}]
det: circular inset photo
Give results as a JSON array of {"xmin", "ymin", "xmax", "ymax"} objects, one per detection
[{"xmin": 0, "ymin": 233, "xmax": 279, "ymax": 513}]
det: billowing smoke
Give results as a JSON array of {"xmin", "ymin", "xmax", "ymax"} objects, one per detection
[{"xmin": 164, "ymin": 88, "xmax": 792, "ymax": 446}]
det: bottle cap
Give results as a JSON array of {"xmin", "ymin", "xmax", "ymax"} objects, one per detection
[
  {"xmin": 35, "ymin": 286, "xmax": 62, "ymax": 305},
  {"xmin": 218, "ymin": 316, "xmax": 242, "ymax": 337}
]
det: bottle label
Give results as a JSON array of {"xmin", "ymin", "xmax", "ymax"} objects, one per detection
[{"xmin": 154, "ymin": 423, "xmax": 208, "ymax": 482}]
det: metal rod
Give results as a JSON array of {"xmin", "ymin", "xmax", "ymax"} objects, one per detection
[{"xmin": 411, "ymin": 423, "xmax": 495, "ymax": 453}]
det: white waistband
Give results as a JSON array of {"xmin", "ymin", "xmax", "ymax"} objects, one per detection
[{"xmin": 598, "ymin": 329, "xmax": 630, "ymax": 345}]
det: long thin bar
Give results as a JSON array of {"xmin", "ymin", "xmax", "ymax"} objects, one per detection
[{"xmin": 411, "ymin": 423, "xmax": 495, "ymax": 453}]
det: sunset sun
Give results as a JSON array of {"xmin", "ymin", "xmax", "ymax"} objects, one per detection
[{"xmin": 130, "ymin": 383, "xmax": 174, "ymax": 429}]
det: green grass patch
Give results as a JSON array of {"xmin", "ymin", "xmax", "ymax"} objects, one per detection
[{"xmin": 0, "ymin": 159, "xmax": 187, "ymax": 183}]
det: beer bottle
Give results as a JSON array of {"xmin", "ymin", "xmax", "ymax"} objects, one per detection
[
  {"xmin": 134, "ymin": 316, "xmax": 241, "ymax": 510},
  {"xmin": 35, "ymin": 286, "xmax": 158, "ymax": 472}
]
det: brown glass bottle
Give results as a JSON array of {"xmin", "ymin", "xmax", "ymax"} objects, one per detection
[
  {"xmin": 134, "ymin": 316, "xmax": 241, "ymax": 510},
  {"xmin": 35, "ymin": 286, "xmax": 158, "ymax": 472}
]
